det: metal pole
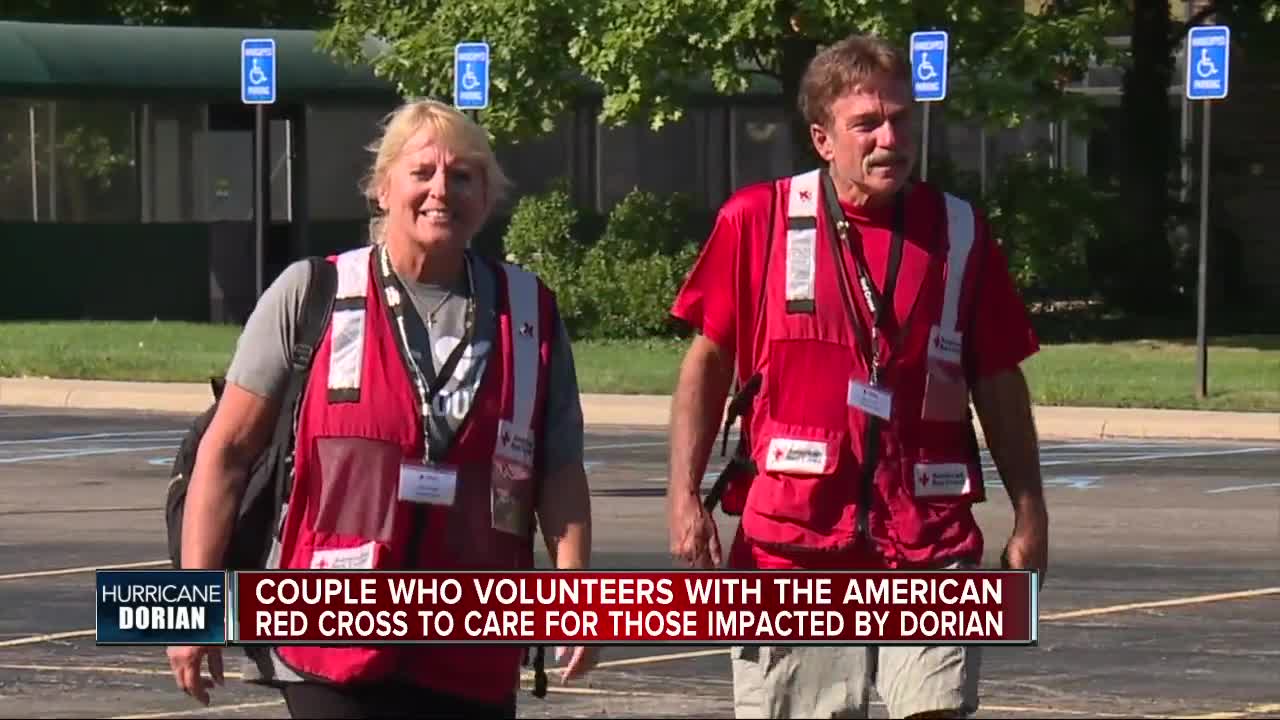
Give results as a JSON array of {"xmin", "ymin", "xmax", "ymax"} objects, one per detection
[
  {"xmin": 284, "ymin": 117, "xmax": 293, "ymax": 223},
  {"xmin": 48, "ymin": 101, "xmax": 56, "ymax": 221},
  {"xmin": 254, "ymin": 103, "xmax": 270, "ymax": 300},
  {"xmin": 1196, "ymin": 99, "xmax": 1211, "ymax": 399},
  {"xmin": 978, "ymin": 126, "xmax": 987, "ymax": 196},
  {"xmin": 921, "ymin": 103, "xmax": 931, "ymax": 181},
  {"xmin": 1181, "ymin": 0, "xmax": 1193, "ymax": 203},
  {"xmin": 28, "ymin": 104, "xmax": 38, "ymax": 221}
]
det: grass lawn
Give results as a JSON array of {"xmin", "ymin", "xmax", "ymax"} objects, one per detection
[{"xmin": 0, "ymin": 322, "xmax": 1276, "ymax": 412}]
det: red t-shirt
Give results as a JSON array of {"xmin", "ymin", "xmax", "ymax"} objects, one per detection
[{"xmin": 670, "ymin": 178, "xmax": 1040, "ymax": 569}]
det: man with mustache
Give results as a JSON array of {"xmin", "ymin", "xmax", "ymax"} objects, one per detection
[{"xmin": 667, "ymin": 33, "xmax": 1048, "ymax": 718}]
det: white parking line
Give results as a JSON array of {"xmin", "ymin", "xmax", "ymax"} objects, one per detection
[
  {"xmin": 0, "ymin": 430, "xmax": 185, "ymax": 446},
  {"xmin": 0, "ymin": 559, "xmax": 170, "ymax": 582},
  {"xmin": 584, "ymin": 441, "xmax": 667, "ymax": 451},
  {"xmin": 0, "ymin": 629, "xmax": 94, "ymax": 648},
  {"xmin": 1205, "ymin": 482, "xmax": 1280, "ymax": 494},
  {"xmin": 0, "ymin": 445, "xmax": 177, "ymax": 464},
  {"xmin": 109, "ymin": 700, "xmax": 285, "ymax": 719}
]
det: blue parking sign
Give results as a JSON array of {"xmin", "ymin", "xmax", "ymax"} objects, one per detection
[
  {"xmin": 241, "ymin": 38, "xmax": 276, "ymax": 104},
  {"xmin": 454, "ymin": 42, "xmax": 490, "ymax": 110},
  {"xmin": 910, "ymin": 31, "xmax": 948, "ymax": 102},
  {"xmin": 1186, "ymin": 25, "xmax": 1229, "ymax": 100}
]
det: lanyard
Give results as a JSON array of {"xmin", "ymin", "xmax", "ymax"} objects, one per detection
[
  {"xmin": 819, "ymin": 169, "xmax": 905, "ymax": 385},
  {"xmin": 377, "ymin": 246, "xmax": 476, "ymax": 462}
]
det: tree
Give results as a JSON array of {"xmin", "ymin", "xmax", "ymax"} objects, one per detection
[
  {"xmin": 1095, "ymin": 0, "xmax": 1280, "ymax": 314},
  {"xmin": 321, "ymin": 0, "xmax": 1123, "ymax": 156},
  {"xmin": 5, "ymin": 0, "xmax": 334, "ymax": 28}
]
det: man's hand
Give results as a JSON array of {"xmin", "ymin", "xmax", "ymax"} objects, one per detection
[
  {"xmin": 973, "ymin": 366, "xmax": 1049, "ymax": 588},
  {"xmin": 1002, "ymin": 499, "xmax": 1049, "ymax": 588},
  {"xmin": 668, "ymin": 491, "xmax": 722, "ymax": 568},
  {"xmin": 167, "ymin": 645, "xmax": 223, "ymax": 706},
  {"xmin": 556, "ymin": 645, "xmax": 599, "ymax": 684},
  {"xmin": 667, "ymin": 334, "xmax": 734, "ymax": 569}
]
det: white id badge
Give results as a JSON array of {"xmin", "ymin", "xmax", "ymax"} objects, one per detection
[
  {"xmin": 848, "ymin": 380, "xmax": 893, "ymax": 421},
  {"xmin": 397, "ymin": 462, "xmax": 457, "ymax": 506}
]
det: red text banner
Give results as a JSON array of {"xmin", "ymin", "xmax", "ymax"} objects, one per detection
[{"xmin": 231, "ymin": 570, "xmax": 1037, "ymax": 646}]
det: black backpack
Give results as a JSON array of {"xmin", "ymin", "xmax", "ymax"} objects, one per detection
[{"xmin": 165, "ymin": 257, "xmax": 338, "ymax": 570}]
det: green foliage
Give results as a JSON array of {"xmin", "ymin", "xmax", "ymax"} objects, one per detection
[
  {"xmin": 501, "ymin": 185, "xmax": 704, "ymax": 339},
  {"xmin": 322, "ymin": 0, "xmax": 1128, "ymax": 146},
  {"xmin": 6, "ymin": 0, "xmax": 334, "ymax": 27},
  {"xmin": 980, "ymin": 156, "xmax": 1104, "ymax": 300},
  {"xmin": 579, "ymin": 190, "xmax": 702, "ymax": 338},
  {"xmin": 501, "ymin": 181, "xmax": 594, "ymax": 333}
]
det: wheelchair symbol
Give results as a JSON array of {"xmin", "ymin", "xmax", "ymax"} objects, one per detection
[
  {"xmin": 461, "ymin": 64, "xmax": 481, "ymax": 91},
  {"xmin": 248, "ymin": 58, "xmax": 268, "ymax": 85},
  {"xmin": 1195, "ymin": 48, "xmax": 1218, "ymax": 78},
  {"xmin": 916, "ymin": 53, "xmax": 938, "ymax": 82}
]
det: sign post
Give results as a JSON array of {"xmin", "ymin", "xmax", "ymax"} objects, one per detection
[
  {"xmin": 909, "ymin": 30, "xmax": 948, "ymax": 181},
  {"xmin": 454, "ymin": 41, "xmax": 490, "ymax": 121},
  {"xmin": 1186, "ymin": 24, "xmax": 1229, "ymax": 399},
  {"xmin": 241, "ymin": 38, "xmax": 276, "ymax": 301}
]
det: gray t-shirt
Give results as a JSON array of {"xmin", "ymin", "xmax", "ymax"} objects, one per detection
[{"xmin": 225, "ymin": 250, "xmax": 585, "ymax": 473}]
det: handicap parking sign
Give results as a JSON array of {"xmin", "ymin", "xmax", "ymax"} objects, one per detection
[
  {"xmin": 1186, "ymin": 25, "xmax": 1229, "ymax": 100},
  {"xmin": 454, "ymin": 42, "xmax": 490, "ymax": 110},
  {"xmin": 241, "ymin": 38, "xmax": 276, "ymax": 104},
  {"xmin": 910, "ymin": 30, "xmax": 948, "ymax": 102}
]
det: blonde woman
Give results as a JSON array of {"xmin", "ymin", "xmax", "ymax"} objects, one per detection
[{"xmin": 169, "ymin": 99, "xmax": 595, "ymax": 718}]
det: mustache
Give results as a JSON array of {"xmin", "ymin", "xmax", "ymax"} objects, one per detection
[{"xmin": 865, "ymin": 151, "xmax": 904, "ymax": 168}]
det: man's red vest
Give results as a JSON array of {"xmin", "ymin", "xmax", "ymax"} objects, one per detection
[
  {"xmin": 731, "ymin": 169, "xmax": 988, "ymax": 569},
  {"xmin": 255, "ymin": 245, "xmax": 554, "ymax": 704}
]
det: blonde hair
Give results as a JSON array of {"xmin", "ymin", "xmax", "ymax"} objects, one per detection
[{"xmin": 360, "ymin": 98, "xmax": 512, "ymax": 244}]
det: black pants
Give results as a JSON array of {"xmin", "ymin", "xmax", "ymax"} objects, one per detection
[{"xmin": 281, "ymin": 681, "xmax": 516, "ymax": 719}]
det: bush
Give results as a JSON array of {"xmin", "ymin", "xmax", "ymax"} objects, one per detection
[
  {"xmin": 501, "ymin": 183, "xmax": 705, "ymax": 339},
  {"xmin": 501, "ymin": 180, "xmax": 595, "ymax": 335},
  {"xmin": 981, "ymin": 157, "xmax": 1103, "ymax": 300},
  {"xmin": 580, "ymin": 189, "xmax": 703, "ymax": 338}
]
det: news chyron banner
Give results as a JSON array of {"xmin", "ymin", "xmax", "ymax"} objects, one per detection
[
  {"xmin": 96, "ymin": 570, "xmax": 227, "ymax": 645},
  {"xmin": 96, "ymin": 569, "xmax": 1038, "ymax": 647}
]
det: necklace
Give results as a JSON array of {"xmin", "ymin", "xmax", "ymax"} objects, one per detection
[{"xmin": 426, "ymin": 290, "xmax": 452, "ymax": 327}]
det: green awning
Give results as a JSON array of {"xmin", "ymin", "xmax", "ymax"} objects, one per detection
[{"xmin": 0, "ymin": 21, "xmax": 399, "ymax": 103}]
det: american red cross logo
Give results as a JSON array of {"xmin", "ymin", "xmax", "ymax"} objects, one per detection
[
  {"xmin": 799, "ymin": 190, "xmax": 812, "ymax": 201},
  {"xmin": 314, "ymin": 556, "xmax": 331, "ymax": 569},
  {"xmin": 774, "ymin": 447, "xmax": 784, "ymax": 460}
]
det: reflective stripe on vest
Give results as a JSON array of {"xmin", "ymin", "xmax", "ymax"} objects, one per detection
[
  {"xmin": 327, "ymin": 246, "xmax": 373, "ymax": 398},
  {"xmin": 785, "ymin": 169, "xmax": 821, "ymax": 308},
  {"xmin": 929, "ymin": 194, "xmax": 976, "ymax": 366},
  {"xmin": 501, "ymin": 263, "xmax": 540, "ymax": 431}
]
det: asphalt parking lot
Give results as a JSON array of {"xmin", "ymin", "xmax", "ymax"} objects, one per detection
[{"xmin": 1, "ymin": 407, "xmax": 1277, "ymax": 719}]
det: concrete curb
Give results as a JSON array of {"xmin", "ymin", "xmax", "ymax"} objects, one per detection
[{"xmin": 1, "ymin": 377, "xmax": 1277, "ymax": 442}]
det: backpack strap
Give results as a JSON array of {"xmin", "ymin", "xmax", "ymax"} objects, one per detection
[
  {"xmin": 266, "ymin": 256, "xmax": 338, "ymax": 546},
  {"xmin": 293, "ymin": 257, "xmax": 339, "ymax": 372}
]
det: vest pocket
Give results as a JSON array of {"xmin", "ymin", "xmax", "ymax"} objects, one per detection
[
  {"xmin": 741, "ymin": 420, "xmax": 856, "ymax": 551},
  {"xmin": 311, "ymin": 436, "xmax": 403, "ymax": 543},
  {"xmin": 766, "ymin": 338, "xmax": 854, "ymax": 432}
]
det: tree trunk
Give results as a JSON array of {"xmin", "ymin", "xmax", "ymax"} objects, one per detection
[{"xmin": 1100, "ymin": 0, "xmax": 1179, "ymax": 313}]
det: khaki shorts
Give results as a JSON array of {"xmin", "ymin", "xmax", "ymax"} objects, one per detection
[
  {"xmin": 729, "ymin": 561, "xmax": 982, "ymax": 719},
  {"xmin": 730, "ymin": 642, "xmax": 980, "ymax": 719}
]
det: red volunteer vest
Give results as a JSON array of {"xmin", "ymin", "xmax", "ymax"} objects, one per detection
[
  {"xmin": 265, "ymin": 245, "xmax": 554, "ymax": 703},
  {"xmin": 734, "ymin": 169, "xmax": 987, "ymax": 569}
]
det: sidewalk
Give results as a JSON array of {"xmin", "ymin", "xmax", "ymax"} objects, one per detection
[{"xmin": 1, "ymin": 377, "xmax": 1277, "ymax": 441}]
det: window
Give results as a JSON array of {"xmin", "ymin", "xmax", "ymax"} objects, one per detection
[{"xmin": 0, "ymin": 98, "xmax": 139, "ymax": 222}]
